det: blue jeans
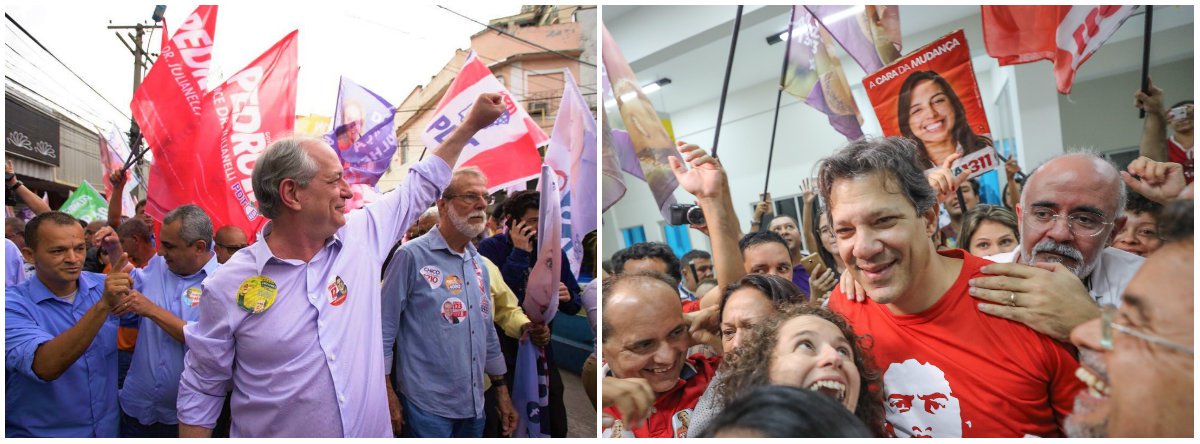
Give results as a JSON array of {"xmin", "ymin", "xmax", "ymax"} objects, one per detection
[{"xmin": 400, "ymin": 394, "xmax": 484, "ymax": 438}]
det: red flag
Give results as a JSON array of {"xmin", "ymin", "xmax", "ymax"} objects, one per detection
[
  {"xmin": 130, "ymin": 6, "xmax": 217, "ymax": 153},
  {"xmin": 419, "ymin": 52, "xmax": 547, "ymax": 191},
  {"xmin": 981, "ymin": 5, "xmax": 1136, "ymax": 94},
  {"xmin": 147, "ymin": 31, "xmax": 299, "ymax": 241}
]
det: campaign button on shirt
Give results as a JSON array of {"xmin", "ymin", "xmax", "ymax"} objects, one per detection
[
  {"xmin": 182, "ymin": 287, "xmax": 202, "ymax": 308},
  {"xmin": 441, "ymin": 297, "xmax": 467, "ymax": 324},
  {"xmin": 328, "ymin": 276, "xmax": 348, "ymax": 306},
  {"xmin": 445, "ymin": 275, "xmax": 464, "ymax": 295},
  {"xmin": 236, "ymin": 275, "xmax": 278, "ymax": 314},
  {"xmin": 420, "ymin": 265, "xmax": 443, "ymax": 289}
]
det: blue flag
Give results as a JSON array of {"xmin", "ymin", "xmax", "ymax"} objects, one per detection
[
  {"xmin": 324, "ymin": 76, "xmax": 397, "ymax": 186},
  {"xmin": 513, "ymin": 337, "xmax": 551, "ymax": 438}
]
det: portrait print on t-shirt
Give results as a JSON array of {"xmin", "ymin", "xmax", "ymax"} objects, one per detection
[{"xmin": 883, "ymin": 359, "xmax": 964, "ymax": 438}]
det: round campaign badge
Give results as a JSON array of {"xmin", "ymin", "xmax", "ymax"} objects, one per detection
[
  {"xmin": 445, "ymin": 275, "xmax": 464, "ymax": 295},
  {"xmin": 420, "ymin": 265, "xmax": 443, "ymax": 289},
  {"xmin": 440, "ymin": 297, "xmax": 468, "ymax": 324},
  {"xmin": 327, "ymin": 276, "xmax": 348, "ymax": 306},
  {"xmin": 236, "ymin": 275, "xmax": 278, "ymax": 314},
  {"xmin": 480, "ymin": 294, "xmax": 490, "ymax": 318},
  {"xmin": 182, "ymin": 287, "xmax": 202, "ymax": 308}
]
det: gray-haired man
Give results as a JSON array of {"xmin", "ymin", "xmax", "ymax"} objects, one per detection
[
  {"xmin": 176, "ymin": 93, "xmax": 505, "ymax": 437},
  {"xmin": 98, "ymin": 204, "xmax": 218, "ymax": 437}
]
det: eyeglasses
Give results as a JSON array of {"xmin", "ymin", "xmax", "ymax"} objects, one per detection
[
  {"xmin": 1100, "ymin": 304, "xmax": 1193, "ymax": 355},
  {"xmin": 1024, "ymin": 207, "xmax": 1113, "ymax": 237},
  {"xmin": 444, "ymin": 193, "xmax": 494, "ymax": 205},
  {"xmin": 216, "ymin": 242, "xmax": 249, "ymax": 252}
]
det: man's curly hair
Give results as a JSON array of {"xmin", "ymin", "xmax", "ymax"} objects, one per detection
[{"xmin": 717, "ymin": 302, "xmax": 887, "ymax": 437}]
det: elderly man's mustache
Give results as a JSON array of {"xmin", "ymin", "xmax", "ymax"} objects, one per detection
[{"xmin": 1031, "ymin": 239, "xmax": 1085, "ymax": 263}]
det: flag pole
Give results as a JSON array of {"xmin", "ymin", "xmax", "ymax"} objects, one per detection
[
  {"xmin": 758, "ymin": 6, "xmax": 796, "ymax": 232},
  {"xmin": 763, "ymin": 7, "xmax": 797, "ymax": 202},
  {"xmin": 710, "ymin": 6, "xmax": 743, "ymax": 158},
  {"xmin": 1138, "ymin": 5, "xmax": 1153, "ymax": 119}
]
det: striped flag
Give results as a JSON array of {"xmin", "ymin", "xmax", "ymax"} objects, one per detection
[{"xmin": 420, "ymin": 52, "xmax": 548, "ymax": 191}]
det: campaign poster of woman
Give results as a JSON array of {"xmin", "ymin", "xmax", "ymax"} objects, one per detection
[{"xmin": 862, "ymin": 30, "xmax": 993, "ymax": 169}]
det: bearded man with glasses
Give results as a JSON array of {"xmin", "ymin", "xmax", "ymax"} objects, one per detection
[{"xmin": 966, "ymin": 152, "xmax": 1144, "ymax": 342}]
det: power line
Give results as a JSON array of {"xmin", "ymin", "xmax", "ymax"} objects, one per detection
[
  {"xmin": 4, "ymin": 13, "xmax": 131, "ymax": 120},
  {"xmin": 5, "ymin": 43, "xmax": 121, "ymax": 127},
  {"xmin": 437, "ymin": 5, "xmax": 597, "ymax": 68}
]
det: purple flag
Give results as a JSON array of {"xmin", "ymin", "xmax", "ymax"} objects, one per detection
[
  {"xmin": 782, "ymin": 6, "xmax": 865, "ymax": 141},
  {"xmin": 324, "ymin": 76, "xmax": 397, "ymax": 186},
  {"xmin": 513, "ymin": 337, "xmax": 551, "ymax": 438},
  {"xmin": 543, "ymin": 71, "xmax": 596, "ymax": 277},
  {"xmin": 525, "ymin": 165, "xmax": 562, "ymax": 324},
  {"xmin": 601, "ymin": 118, "xmax": 627, "ymax": 212},
  {"xmin": 804, "ymin": 5, "xmax": 902, "ymax": 74}
]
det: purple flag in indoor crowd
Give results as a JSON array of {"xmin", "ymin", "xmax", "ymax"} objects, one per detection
[
  {"xmin": 804, "ymin": 5, "xmax": 902, "ymax": 74},
  {"xmin": 324, "ymin": 76, "xmax": 397, "ymax": 186},
  {"xmin": 543, "ymin": 70, "xmax": 597, "ymax": 277},
  {"xmin": 783, "ymin": 6, "xmax": 864, "ymax": 141}
]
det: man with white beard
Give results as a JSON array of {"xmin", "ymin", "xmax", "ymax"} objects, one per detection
[
  {"xmin": 966, "ymin": 152, "xmax": 1144, "ymax": 342},
  {"xmin": 381, "ymin": 167, "xmax": 516, "ymax": 438}
]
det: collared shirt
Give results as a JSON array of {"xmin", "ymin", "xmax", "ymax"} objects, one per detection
[
  {"xmin": 5, "ymin": 238, "xmax": 27, "ymax": 287},
  {"xmin": 382, "ymin": 225, "xmax": 506, "ymax": 420},
  {"xmin": 5, "ymin": 271, "xmax": 118, "ymax": 437},
  {"xmin": 119, "ymin": 254, "xmax": 218, "ymax": 426},
  {"xmin": 984, "ymin": 245, "xmax": 1143, "ymax": 307},
  {"xmin": 677, "ymin": 283, "xmax": 695, "ymax": 302},
  {"xmin": 177, "ymin": 156, "xmax": 450, "ymax": 437}
]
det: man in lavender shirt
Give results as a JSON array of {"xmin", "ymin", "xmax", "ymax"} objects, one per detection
[{"xmin": 176, "ymin": 94, "xmax": 506, "ymax": 437}]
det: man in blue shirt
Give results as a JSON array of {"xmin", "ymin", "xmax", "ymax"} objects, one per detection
[
  {"xmin": 99, "ymin": 204, "xmax": 219, "ymax": 437},
  {"xmin": 5, "ymin": 211, "xmax": 120, "ymax": 437},
  {"xmin": 383, "ymin": 167, "xmax": 516, "ymax": 437},
  {"xmin": 477, "ymin": 189, "xmax": 580, "ymax": 438}
]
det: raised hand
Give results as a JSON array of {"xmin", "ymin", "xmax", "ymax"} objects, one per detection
[
  {"xmin": 462, "ymin": 93, "xmax": 506, "ymax": 132},
  {"xmin": 800, "ymin": 177, "xmax": 817, "ymax": 203},
  {"xmin": 668, "ymin": 141, "xmax": 726, "ymax": 200},
  {"xmin": 1133, "ymin": 77, "xmax": 1165, "ymax": 115},
  {"xmin": 927, "ymin": 152, "xmax": 970, "ymax": 203},
  {"xmin": 1121, "ymin": 156, "xmax": 1186, "ymax": 204}
]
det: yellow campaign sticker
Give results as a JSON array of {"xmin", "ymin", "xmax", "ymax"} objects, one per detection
[{"xmin": 237, "ymin": 275, "xmax": 278, "ymax": 314}]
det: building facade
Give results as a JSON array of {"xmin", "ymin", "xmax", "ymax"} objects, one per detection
[{"xmin": 378, "ymin": 5, "xmax": 597, "ymax": 192}]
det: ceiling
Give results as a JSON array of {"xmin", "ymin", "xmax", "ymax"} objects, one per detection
[{"xmin": 604, "ymin": 5, "xmax": 1194, "ymax": 115}]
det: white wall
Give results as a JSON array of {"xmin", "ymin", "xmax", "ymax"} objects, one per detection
[{"xmin": 1059, "ymin": 56, "xmax": 1195, "ymax": 155}]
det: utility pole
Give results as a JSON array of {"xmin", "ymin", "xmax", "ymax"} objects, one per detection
[{"xmin": 108, "ymin": 9, "xmax": 162, "ymax": 200}]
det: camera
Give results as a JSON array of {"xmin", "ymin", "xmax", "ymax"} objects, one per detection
[
  {"xmin": 669, "ymin": 203, "xmax": 705, "ymax": 226},
  {"xmin": 1168, "ymin": 105, "xmax": 1191, "ymax": 121}
]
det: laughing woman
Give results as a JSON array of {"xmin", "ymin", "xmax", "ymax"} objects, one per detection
[{"xmin": 717, "ymin": 303, "xmax": 887, "ymax": 437}]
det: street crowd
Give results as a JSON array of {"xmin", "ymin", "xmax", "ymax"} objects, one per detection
[
  {"xmin": 5, "ymin": 93, "xmax": 599, "ymax": 438},
  {"xmin": 600, "ymin": 82, "xmax": 1193, "ymax": 438}
]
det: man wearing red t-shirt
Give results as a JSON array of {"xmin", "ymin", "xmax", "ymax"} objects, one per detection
[
  {"xmin": 1135, "ymin": 81, "xmax": 1192, "ymax": 183},
  {"xmin": 819, "ymin": 138, "xmax": 1085, "ymax": 437},
  {"xmin": 600, "ymin": 272, "xmax": 721, "ymax": 438}
]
